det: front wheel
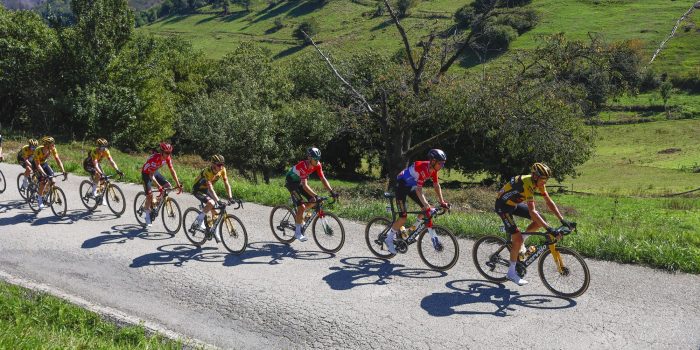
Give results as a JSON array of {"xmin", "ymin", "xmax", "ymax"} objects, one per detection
[
  {"xmin": 312, "ymin": 212, "xmax": 345, "ymax": 253},
  {"xmin": 220, "ymin": 214, "xmax": 248, "ymax": 255},
  {"xmin": 133, "ymin": 191, "xmax": 148, "ymax": 226},
  {"xmin": 269, "ymin": 205, "xmax": 297, "ymax": 244},
  {"xmin": 182, "ymin": 208, "xmax": 207, "ymax": 246},
  {"xmin": 79, "ymin": 180, "xmax": 98, "ymax": 211},
  {"xmin": 538, "ymin": 247, "xmax": 590, "ymax": 298},
  {"xmin": 417, "ymin": 225, "xmax": 459, "ymax": 271},
  {"xmin": 105, "ymin": 184, "xmax": 126, "ymax": 217},
  {"xmin": 364, "ymin": 217, "xmax": 396, "ymax": 259},
  {"xmin": 49, "ymin": 186, "xmax": 67, "ymax": 217},
  {"xmin": 472, "ymin": 235, "xmax": 510, "ymax": 282},
  {"xmin": 161, "ymin": 197, "xmax": 182, "ymax": 234}
]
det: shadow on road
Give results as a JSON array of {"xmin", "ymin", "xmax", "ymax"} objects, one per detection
[
  {"xmin": 420, "ymin": 279, "xmax": 576, "ymax": 317},
  {"xmin": 0, "ymin": 199, "xmax": 28, "ymax": 213},
  {"xmin": 129, "ymin": 243, "xmax": 219, "ymax": 268},
  {"xmin": 222, "ymin": 241, "xmax": 335, "ymax": 267},
  {"xmin": 323, "ymin": 257, "xmax": 447, "ymax": 290},
  {"xmin": 82, "ymin": 224, "xmax": 175, "ymax": 249}
]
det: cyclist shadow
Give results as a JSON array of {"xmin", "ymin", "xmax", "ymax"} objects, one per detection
[
  {"xmin": 82, "ymin": 224, "xmax": 175, "ymax": 249},
  {"xmin": 129, "ymin": 243, "xmax": 219, "ymax": 268},
  {"xmin": 420, "ymin": 279, "xmax": 577, "ymax": 317},
  {"xmin": 221, "ymin": 241, "xmax": 335, "ymax": 267},
  {"xmin": 67, "ymin": 210, "xmax": 116, "ymax": 222},
  {"xmin": 323, "ymin": 257, "xmax": 447, "ymax": 291},
  {"xmin": 0, "ymin": 199, "xmax": 28, "ymax": 213}
]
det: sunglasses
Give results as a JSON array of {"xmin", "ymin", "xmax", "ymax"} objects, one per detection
[
  {"xmin": 215, "ymin": 163, "xmax": 224, "ymax": 167},
  {"xmin": 438, "ymin": 161, "xmax": 446, "ymax": 166}
]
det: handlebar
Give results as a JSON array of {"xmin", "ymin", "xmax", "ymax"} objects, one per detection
[{"xmin": 220, "ymin": 198, "xmax": 243, "ymax": 210}]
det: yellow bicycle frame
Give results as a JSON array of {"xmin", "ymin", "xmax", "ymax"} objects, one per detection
[{"xmin": 546, "ymin": 233, "xmax": 565, "ymax": 273}]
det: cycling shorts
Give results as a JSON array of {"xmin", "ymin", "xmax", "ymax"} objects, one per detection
[
  {"xmin": 285, "ymin": 176, "xmax": 313, "ymax": 206},
  {"xmin": 395, "ymin": 180, "xmax": 422, "ymax": 218},
  {"xmin": 141, "ymin": 172, "xmax": 169, "ymax": 195},
  {"xmin": 495, "ymin": 200, "xmax": 532, "ymax": 235}
]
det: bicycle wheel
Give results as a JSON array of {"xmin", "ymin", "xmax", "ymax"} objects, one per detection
[
  {"xmin": 0, "ymin": 170, "xmax": 6, "ymax": 194},
  {"xmin": 538, "ymin": 247, "xmax": 590, "ymax": 298},
  {"xmin": 79, "ymin": 180, "xmax": 99, "ymax": 211},
  {"xmin": 26, "ymin": 186, "xmax": 40, "ymax": 213},
  {"xmin": 133, "ymin": 191, "xmax": 148, "ymax": 226},
  {"xmin": 472, "ymin": 235, "xmax": 510, "ymax": 282},
  {"xmin": 17, "ymin": 173, "xmax": 28, "ymax": 199},
  {"xmin": 161, "ymin": 197, "xmax": 182, "ymax": 234},
  {"xmin": 105, "ymin": 184, "xmax": 126, "ymax": 217},
  {"xmin": 182, "ymin": 207, "xmax": 207, "ymax": 246},
  {"xmin": 364, "ymin": 217, "xmax": 396, "ymax": 259},
  {"xmin": 311, "ymin": 212, "xmax": 345, "ymax": 253},
  {"xmin": 417, "ymin": 225, "xmax": 459, "ymax": 271},
  {"xmin": 49, "ymin": 186, "xmax": 67, "ymax": 217},
  {"xmin": 220, "ymin": 214, "xmax": 248, "ymax": 255},
  {"xmin": 269, "ymin": 205, "xmax": 297, "ymax": 244}
]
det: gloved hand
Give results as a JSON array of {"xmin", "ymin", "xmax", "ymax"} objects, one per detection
[
  {"xmin": 116, "ymin": 170, "xmax": 124, "ymax": 178},
  {"xmin": 561, "ymin": 219, "xmax": 576, "ymax": 229},
  {"xmin": 331, "ymin": 190, "xmax": 339, "ymax": 198},
  {"xmin": 439, "ymin": 201, "xmax": 450, "ymax": 209},
  {"xmin": 63, "ymin": 172, "xmax": 68, "ymax": 181}
]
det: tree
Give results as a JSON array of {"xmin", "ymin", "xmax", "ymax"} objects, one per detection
[{"xmin": 396, "ymin": 0, "xmax": 419, "ymax": 18}]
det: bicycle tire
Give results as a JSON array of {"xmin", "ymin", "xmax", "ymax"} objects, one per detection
[
  {"xmin": 26, "ymin": 186, "xmax": 40, "ymax": 213},
  {"xmin": 182, "ymin": 207, "xmax": 207, "ymax": 246},
  {"xmin": 133, "ymin": 191, "xmax": 148, "ymax": 226},
  {"xmin": 472, "ymin": 235, "xmax": 510, "ymax": 282},
  {"xmin": 161, "ymin": 197, "xmax": 182, "ymax": 234},
  {"xmin": 16, "ymin": 173, "xmax": 28, "ymax": 199},
  {"xmin": 269, "ymin": 205, "xmax": 297, "ymax": 244},
  {"xmin": 311, "ymin": 212, "xmax": 345, "ymax": 253},
  {"xmin": 79, "ymin": 180, "xmax": 98, "ymax": 211},
  {"xmin": 220, "ymin": 214, "xmax": 248, "ymax": 255},
  {"xmin": 0, "ymin": 170, "xmax": 6, "ymax": 194},
  {"xmin": 364, "ymin": 216, "xmax": 396, "ymax": 259},
  {"xmin": 105, "ymin": 184, "xmax": 127, "ymax": 217},
  {"xmin": 417, "ymin": 225, "xmax": 459, "ymax": 271},
  {"xmin": 49, "ymin": 186, "xmax": 67, "ymax": 217},
  {"xmin": 537, "ymin": 246, "xmax": 590, "ymax": 298}
]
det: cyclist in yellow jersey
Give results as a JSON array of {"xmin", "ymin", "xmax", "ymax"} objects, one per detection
[
  {"xmin": 82, "ymin": 138, "xmax": 123, "ymax": 205},
  {"xmin": 495, "ymin": 162, "xmax": 574, "ymax": 286},
  {"xmin": 17, "ymin": 139, "xmax": 39, "ymax": 190},
  {"xmin": 190, "ymin": 155, "xmax": 233, "ymax": 232},
  {"xmin": 34, "ymin": 136, "xmax": 66, "ymax": 209}
]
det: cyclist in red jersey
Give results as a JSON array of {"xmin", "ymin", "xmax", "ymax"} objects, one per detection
[{"xmin": 140, "ymin": 142, "xmax": 182, "ymax": 226}]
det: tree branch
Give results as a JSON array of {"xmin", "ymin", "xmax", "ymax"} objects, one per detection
[
  {"xmin": 384, "ymin": 0, "xmax": 417, "ymax": 73},
  {"xmin": 649, "ymin": 1, "xmax": 699, "ymax": 64}
]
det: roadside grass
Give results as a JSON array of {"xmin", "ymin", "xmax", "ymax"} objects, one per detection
[{"xmin": 0, "ymin": 281, "xmax": 179, "ymax": 349}]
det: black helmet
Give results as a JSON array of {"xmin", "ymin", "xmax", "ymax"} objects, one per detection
[
  {"xmin": 307, "ymin": 147, "xmax": 321, "ymax": 160},
  {"xmin": 427, "ymin": 149, "xmax": 447, "ymax": 161}
]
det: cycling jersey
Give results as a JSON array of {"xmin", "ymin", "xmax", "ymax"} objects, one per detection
[
  {"xmin": 193, "ymin": 166, "xmax": 227, "ymax": 191},
  {"xmin": 141, "ymin": 152, "xmax": 173, "ymax": 175},
  {"xmin": 87, "ymin": 148, "xmax": 112, "ymax": 163},
  {"xmin": 286, "ymin": 160, "xmax": 325, "ymax": 182},
  {"xmin": 496, "ymin": 175, "xmax": 546, "ymax": 206},
  {"xmin": 396, "ymin": 161, "xmax": 439, "ymax": 189},
  {"xmin": 34, "ymin": 145, "xmax": 58, "ymax": 165},
  {"xmin": 18, "ymin": 145, "xmax": 35, "ymax": 161}
]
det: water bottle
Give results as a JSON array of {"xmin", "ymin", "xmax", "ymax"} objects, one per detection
[
  {"xmin": 385, "ymin": 205, "xmax": 392, "ymax": 213},
  {"xmin": 400, "ymin": 226, "xmax": 408, "ymax": 239}
]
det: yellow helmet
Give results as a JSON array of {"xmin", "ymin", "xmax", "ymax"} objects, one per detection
[
  {"xmin": 211, "ymin": 154, "xmax": 225, "ymax": 164},
  {"xmin": 531, "ymin": 162, "xmax": 552, "ymax": 178},
  {"xmin": 96, "ymin": 138, "xmax": 108, "ymax": 147},
  {"xmin": 28, "ymin": 139, "xmax": 39, "ymax": 147},
  {"xmin": 41, "ymin": 136, "xmax": 55, "ymax": 145}
]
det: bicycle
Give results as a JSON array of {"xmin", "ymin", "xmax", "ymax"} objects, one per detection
[
  {"xmin": 269, "ymin": 196, "xmax": 345, "ymax": 253},
  {"xmin": 364, "ymin": 193, "xmax": 459, "ymax": 271},
  {"xmin": 25, "ymin": 173, "xmax": 67, "ymax": 217},
  {"xmin": 472, "ymin": 224, "xmax": 590, "ymax": 298},
  {"xmin": 0, "ymin": 166, "xmax": 6, "ymax": 194},
  {"xmin": 133, "ymin": 187, "xmax": 182, "ymax": 233},
  {"xmin": 182, "ymin": 198, "xmax": 248, "ymax": 255},
  {"xmin": 79, "ymin": 174, "xmax": 127, "ymax": 216}
]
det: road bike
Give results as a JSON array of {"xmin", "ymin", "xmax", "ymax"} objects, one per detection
[
  {"xmin": 133, "ymin": 187, "xmax": 182, "ymax": 233},
  {"xmin": 182, "ymin": 198, "xmax": 248, "ymax": 255},
  {"xmin": 472, "ymin": 224, "xmax": 590, "ymax": 298},
  {"xmin": 269, "ymin": 196, "xmax": 345, "ymax": 253},
  {"xmin": 79, "ymin": 174, "xmax": 126, "ymax": 216},
  {"xmin": 0, "ymin": 165, "xmax": 6, "ymax": 194},
  {"xmin": 364, "ymin": 193, "xmax": 459, "ymax": 271},
  {"xmin": 25, "ymin": 173, "xmax": 67, "ymax": 217}
]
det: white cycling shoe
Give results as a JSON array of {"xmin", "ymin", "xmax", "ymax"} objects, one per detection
[
  {"xmin": 294, "ymin": 231, "xmax": 308, "ymax": 242},
  {"xmin": 384, "ymin": 232, "xmax": 397, "ymax": 254},
  {"xmin": 507, "ymin": 271, "xmax": 528, "ymax": 286}
]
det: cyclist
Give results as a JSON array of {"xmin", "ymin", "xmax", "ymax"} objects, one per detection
[
  {"xmin": 17, "ymin": 138, "xmax": 39, "ymax": 191},
  {"xmin": 140, "ymin": 142, "xmax": 182, "ymax": 227},
  {"xmin": 385, "ymin": 149, "xmax": 450, "ymax": 254},
  {"xmin": 495, "ymin": 162, "xmax": 574, "ymax": 286},
  {"xmin": 33, "ymin": 136, "xmax": 66, "ymax": 209},
  {"xmin": 190, "ymin": 154, "xmax": 233, "ymax": 233},
  {"xmin": 83, "ymin": 138, "xmax": 123, "ymax": 205},
  {"xmin": 285, "ymin": 147, "xmax": 338, "ymax": 242}
]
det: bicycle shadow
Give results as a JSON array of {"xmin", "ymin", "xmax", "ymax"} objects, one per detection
[
  {"xmin": 0, "ymin": 212, "xmax": 35, "ymax": 225},
  {"xmin": 129, "ymin": 243, "xmax": 219, "ymax": 268},
  {"xmin": 0, "ymin": 199, "xmax": 27, "ymax": 213},
  {"xmin": 323, "ymin": 257, "xmax": 448, "ymax": 290},
  {"xmin": 221, "ymin": 241, "xmax": 335, "ymax": 267},
  {"xmin": 82, "ymin": 224, "xmax": 175, "ymax": 249},
  {"xmin": 420, "ymin": 279, "xmax": 577, "ymax": 317},
  {"xmin": 67, "ymin": 209, "xmax": 116, "ymax": 222}
]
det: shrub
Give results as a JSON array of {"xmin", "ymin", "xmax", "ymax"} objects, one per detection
[
  {"xmin": 454, "ymin": 4, "xmax": 475, "ymax": 28},
  {"xmin": 396, "ymin": 0, "xmax": 419, "ymax": 18},
  {"xmin": 474, "ymin": 24, "xmax": 517, "ymax": 51},
  {"xmin": 295, "ymin": 18, "xmax": 320, "ymax": 42},
  {"xmin": 492, "ymin": 8, "xmax": 537, "ymax": 34}
]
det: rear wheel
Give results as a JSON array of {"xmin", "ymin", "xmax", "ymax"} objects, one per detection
[
  {"xmin": 0, "ymin": 170, "xmax": 6, "ymax": 194},
  {"xmin": 220, "ymin": 214, "xmax": 248, "ymax": 255},
  {"xmin": 161, "ymin": 197, "xmax": 182, "ymax": 234},
  {"xmin": 105, "ymin": 184, "xmax": 126, "ymax": 217},
  {"xmin": 269, "ymin": 205, "xmax": 297, "ymax": 244},
  {"xmin": 538, "ymin": 247, "xmax": 590, "ymax": 298},
  {"xmin": 133, "ymin": 191, "xmax": 148, "ymax": 226},
  {"xmin": 79, "ymin": 180, "xmax": 98, "ymax": 211},
  {"xmin": 364, "ymin": 217, "xmax": 396, "ymax": 259},
  {"xmin": 182, "ymin": 208, "xmax": 207, "ymax": 246},
  {"xmin": 26, "ymin": 186, "xmax": 40, "ymax": 213},
  {"xmin": 312, "ymin": 212, "xmax": 345, "ymax": 253},
  {"xmin": 16, "ymin": 173, "xmax": 28, "ymax": 199},
  {"xmin": 472, "ymin": 235, "xmax": 510, "ymax": 282},
  {"xmin": 417, "ymin": 225, "xmax": 459, "ymax": 271},
  {"xmin": 49, "ymin": 186, "xmax": 67, "ymax": 217}
]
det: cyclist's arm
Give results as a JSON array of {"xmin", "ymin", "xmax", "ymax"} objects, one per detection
[
  {"xmin": 93, "ymin": 158, "xmax": 104, "ymax": 176},
  {"xmin": 542, "ymin": 190, "xmax": 564, "ymax": 221},
  {"xmin": 432, "ymin": 181, "xmax": 445, "ymax": 204},
  {"xmin": 35, "ymin": 159, "xmax": 47, "ymax": 177},
  {"xmin": 527, "ymin": 200, "xmax": 550, "ymax": 229},
  {"xmin": 206, "ymin": 181, "xmax": 220, "ymax": 202},
  {"xmin": 319, "ymin": 176, "xmax": 333, "ymax": 193},
  {"xmin": 415, "ymin": 186, "xmax": 430, "ymax": 209},
  {"xmin": 301, "ymin": 178, "xmax": 317, "ymax": 198},
  {"xmin": 222, "ymin": 176, "xmax": 233, "ymax": 200},
  {"xmin": 54, "ymin": 154, "xmax": 65, "ymax": 173},
  {"xmin": 108, "ymin": 157, "xmax": 120, "ymax": 172},
  {"xmin": 166, "ymin": 161, "xmax": 181, "ymax": 188}
]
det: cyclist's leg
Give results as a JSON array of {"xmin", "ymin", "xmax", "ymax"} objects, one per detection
[
  {"xmin": 142, "ymin": 172, "xmax": 153, "ymax": 211},
  {"xmin": 84, "ymin": 159, "xmax": 99, "ymax": 195},
  {"xmin": 407, "ymin": 188, "xmax": 425, "ymax": 228},
  {"xmin": 154, "ymin": 172, "xmax": 171, "ymax": 189},
  {"xmin": 285, "ymin": 179, "xmax": 309, "ymax": 241},
  {"xmin": 496, "ymin": 201, "xmax": 528, "ymax": 285},
  {"xmin": 192, "ymin": 191, "xmax": 213, "ymax": 228}
]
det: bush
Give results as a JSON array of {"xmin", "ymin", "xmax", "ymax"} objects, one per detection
[
  {"xmin": 454, "ymin": 4, "xmax": 475, "ymax": 28},
  {"xmin": 396, "ymin": 0, "xmax": 419, "ymax": 18},
  {"xmin": 474, "ymin": 24, "xmax": 517, "ymax": 52},
  {"xmin": 639, "ymin": 68, "xmax": 661, "ymax": 92},
  {"xmin": 295, "ymin": 18, "xmax": 320, "ymax": 42},
  {"xmin": 670, "ymin": 72, "xmax": 700, "ymax": 93},
  {"xmin": 492, "ymin": 8, "xmax": 537, "ymax": 34}
]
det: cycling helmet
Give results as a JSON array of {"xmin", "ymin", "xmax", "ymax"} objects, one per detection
[
  {"xmin": 427, "ymin": 149, "xmax": 447, "ymax": 161},
  {"xmin": 307, "ymin": 147, "xmax": 321, "ymax": 160},
  {"xmin": 531, "ymin": 162, "xmax": 552, "ymax": 178},
  {"xmin": 96, "ymin": 138, "xmax": 108, "ymax": 147},
  {"xmin": 28, "ymin": 139, "xmax": 39, "ymax": 147},
  {"xmin": 41, "ymin": 136, "xmax": 55, "ymax": 145},
  {"xmin": 211, "ymin": 154, "xmax": 225, "ymax": 164},
  {"xmin": 160, "ymin": 142, "xmax": 173, "ymax": 153}
]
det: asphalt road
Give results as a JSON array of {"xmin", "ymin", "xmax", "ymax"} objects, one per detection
[{"xmin": 0, "ymin": 162, "xmax": 698, "ymax": 349}]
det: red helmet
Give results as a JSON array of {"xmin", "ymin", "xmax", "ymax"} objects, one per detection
[{"xmin": 160, "ymin": 142, "xmax": 173, "ymax": 153}]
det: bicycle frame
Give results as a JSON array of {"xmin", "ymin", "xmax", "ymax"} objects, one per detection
[
  {"xmin": 295, "ymin": 197, "xmax": 334, "ymax": 233},
  {"xmin": 509, "ymin": 228, "xmax": 573, "ymax": 273},
  {"xmin": 380, "ymin": 193, "xmax": 446, "ymax": 252},
  {"xmin": 201, "ymin": 200, "xmax": 243, "ymax": 242}
]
